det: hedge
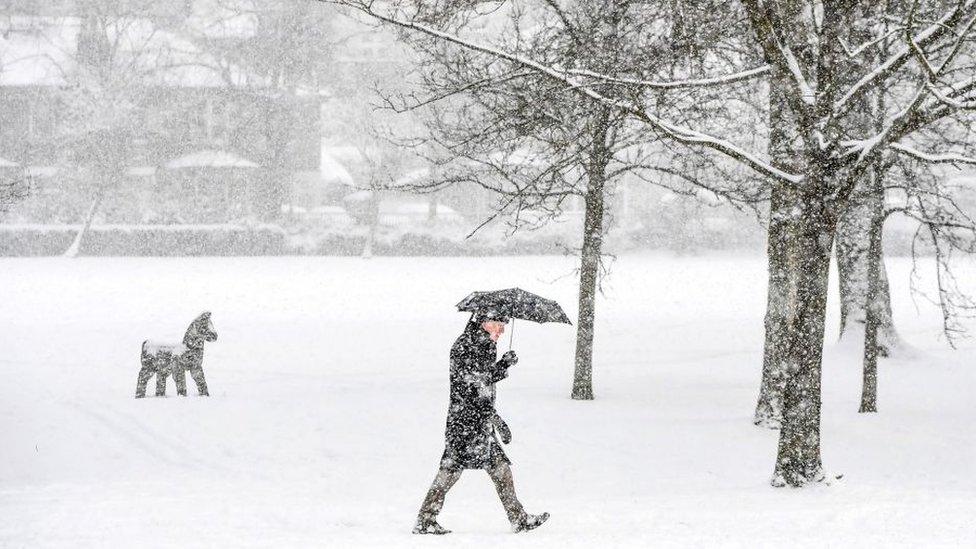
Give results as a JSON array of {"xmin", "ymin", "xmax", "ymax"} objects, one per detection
[
  {"xmin": 0, "ymin": 224, "xmax": 287, "ymax": 256},
  {"xmin": 0, "ymin": 224, "xmax": 576, "ymax": 257}
]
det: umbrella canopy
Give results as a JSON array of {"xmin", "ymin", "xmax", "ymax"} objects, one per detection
[{"xmin": 456, "ymin": 288, "xmax": 572, "ymax": 324}]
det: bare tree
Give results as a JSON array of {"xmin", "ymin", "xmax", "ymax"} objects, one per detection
[
  {"xmin": 344, "ymin": 0, "xmax": 765, "ymax": 400},
  {"xmin": 47, "ymin": 2, "xmax": 160, "ymax": 256},
  {"xmin": 855, "ymin": 145, "xmax": 976, "ymax": 413}
]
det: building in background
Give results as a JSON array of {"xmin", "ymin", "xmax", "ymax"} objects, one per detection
[{"xmin": 0, "ymin": 4, "xmax": 320, "ymax": 225}]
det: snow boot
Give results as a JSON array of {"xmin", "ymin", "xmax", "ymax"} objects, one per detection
[
  {"xmin": 513, "ymin": 512, "xmax": 549, "ymax": 533},
  {"xmin": 413, "ymin": 518, "xmax": 450, "ymax": 535}
]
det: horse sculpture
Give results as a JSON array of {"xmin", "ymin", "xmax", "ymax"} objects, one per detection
[{"xmin": 135, "ymin": 312, "xmax": 218, "ymax": 398}]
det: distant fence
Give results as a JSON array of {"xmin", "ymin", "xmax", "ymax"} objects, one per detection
[{"xmin": 297, "ymin": 231, "xmax": 580, "ymax": 256}]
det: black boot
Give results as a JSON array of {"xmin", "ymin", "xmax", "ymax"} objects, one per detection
[
  {"xmin": 513, "ymin": 512, "xmax": 549, "ymax": 533},
  {"xmin": 413, "ymin": 517, "xmax": 450, "ymax": 535}
]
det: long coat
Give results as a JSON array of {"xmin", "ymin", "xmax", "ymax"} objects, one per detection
[{"xmin": 442, "ymin": 320, "xmax": 512, "ymax": 469}]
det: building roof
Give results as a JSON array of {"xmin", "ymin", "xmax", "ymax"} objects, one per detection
[
  {"xmin": 322, "ymin": 145, "xmax": 368, "ymax": 166},
  {"xmin": 321, "ymin": 148, "xmax": 354, "ymax": 186},
  {"xmin": 165, "ymin": 150, "xmax": 259, "ymax": 169},
  {"xmin": 24, "ymin": 166, "xmax": 58, "ymax": 177}
]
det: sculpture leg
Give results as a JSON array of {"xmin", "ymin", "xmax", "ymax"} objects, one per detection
[
  {"xmin": 188, "ymin": 365, "xmax": 209, "ymax": 396},
  {"xmin": 155, "ymin": 367, "xmax": 168, "ymax": 397},
  {"xmin": 173, "ymin": 365, "xmax": 188, "ymax": 396},
  {"xmin": 135, "ymin": 365, "xmax": 153, "ymax": 398}
]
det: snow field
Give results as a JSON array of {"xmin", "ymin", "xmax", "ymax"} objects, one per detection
[{"xmin": 0, "ymin": 255, "xmax": 973, "ymax": 547}]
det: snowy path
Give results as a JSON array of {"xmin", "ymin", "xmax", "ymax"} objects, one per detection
[{"xmin": 1, "ymin": 255, "xmax": 973, "ymax": 547}]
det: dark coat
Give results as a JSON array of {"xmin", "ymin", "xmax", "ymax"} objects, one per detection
[{"xmin": 442, "ymin": 320, "xmax": 513, "ymax": 469}]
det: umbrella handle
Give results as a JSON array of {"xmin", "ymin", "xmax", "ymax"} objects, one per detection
[{"xmin": 508, "ymin": 318, "xmax": 515, "ymax": 351}]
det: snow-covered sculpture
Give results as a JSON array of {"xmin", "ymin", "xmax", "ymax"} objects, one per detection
[{"xmin": 135, "ymin": 312, "xmax": 218, "ymax": 398}]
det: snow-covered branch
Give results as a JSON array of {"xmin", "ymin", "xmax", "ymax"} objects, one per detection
[
  {"xmin": 839, "ymin": 27, "xmax": 905, "ymax": 59},
  {"xmin": 926, "ymin": 79, "xmax": 976, "ymax": 110},
  {"xmin": 775, "ymin": 42, "xmax": 815, "ymax": 105},
  {"xmin": 561, "ymin": 65, "xmax": 771, "ymax": 90},
  {"xmin": 889, "ymin": 143, "xmax": 976, "ymax": 166}
]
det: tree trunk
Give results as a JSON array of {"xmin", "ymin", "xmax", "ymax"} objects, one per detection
[
  {"xmin": 837, "ymin": 196, "xmax": 898, "ymax": 355},
  {"xmin": 772, "ymin": 195, "xmax": 835, "ymax": 487},
  {"xmin": 572, "ymin": 111, "xmax": 611, "ymax": 401},
  {"xmin": 363, "ymin": 191, "xmax": 379, "ymax": 259},
  {"xmin": 859, "ymin": 176, "xmax": 882, "ymax": 413},
  {"xmin": 64, "ymin": 189, "xmax": 104, "ymax": 258},
  {"xmin": 754, "ymin": 68, "xmax": 801, "ymax": 428},
  {"xmin": 427, "ymin": 194, "xmax": 438, "ymax": 225},
  {"xmin": 858, "ymin": 81, "xmax": 888, "ymax": 412},
  {"xmin": 571, "ymin": 163, "xmax": 607, "ymax": 401},
  {"xmin": 754, "ymin": 181, "xmax": 799, "ymax": 427},
  {"xmin": 859, "ymin": 49, "xmax": 891, "ymax": 413}
]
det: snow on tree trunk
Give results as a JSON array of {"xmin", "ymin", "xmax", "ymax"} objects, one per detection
[{"xmin": 772, "ymin": 195, "xmax": 835, "ymax": 487}]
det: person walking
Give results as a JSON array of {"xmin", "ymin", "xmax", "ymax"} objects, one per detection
[{"xmin": 413, "ymin": 312, "xmax": 549, "ymax": 534}]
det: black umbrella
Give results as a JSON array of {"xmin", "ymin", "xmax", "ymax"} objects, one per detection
[{"xmin": 457, "ymin": 287, "xmax": 572, "ymax": 350}]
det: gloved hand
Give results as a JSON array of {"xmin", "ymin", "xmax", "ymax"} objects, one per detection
[
  {"xmin": 493, "ymin": 415, "xmax": 512, "ymax": 444},
  {"xmin": 501, "ymin": 350, "xmax": 518, "ymax": 367}
]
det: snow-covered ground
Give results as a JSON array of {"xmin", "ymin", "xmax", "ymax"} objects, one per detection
[{"xmin": 1, "ymin": 254, "xmax": 973, "ymax": 548}]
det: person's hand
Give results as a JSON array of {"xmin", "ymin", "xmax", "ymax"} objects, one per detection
[
  {"xmin": 501, "ymin": 350, "xmax": 518, "ymax": 367},
  {"xmin": 498, "ymin": 422, "xmax": 512, "ymax": 444},
  {"xmin": 493, "ymin": 415, "xmax": 512, "ymax": 444}
]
